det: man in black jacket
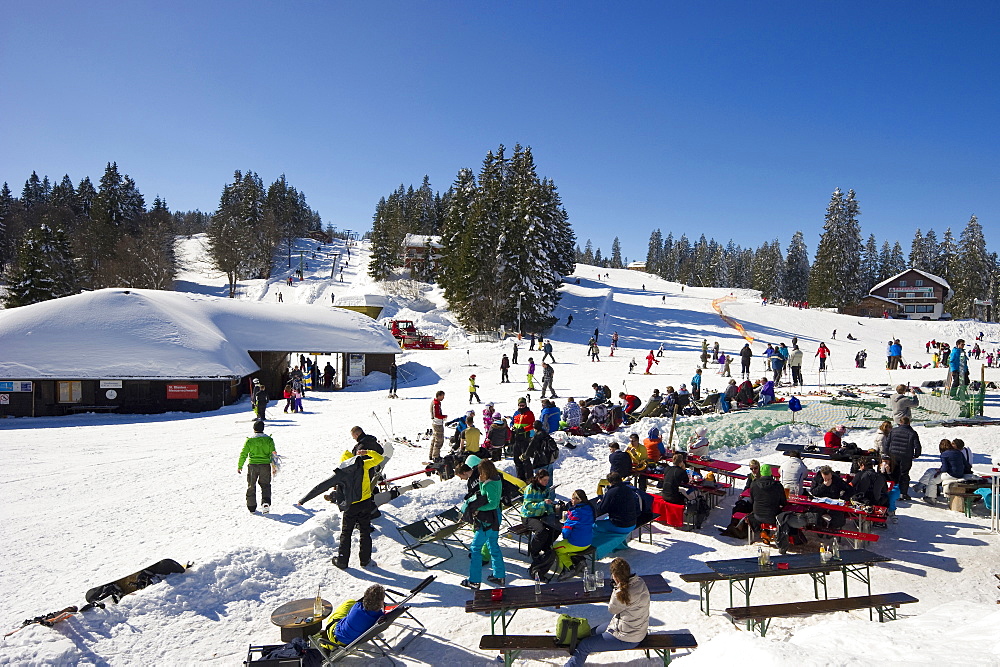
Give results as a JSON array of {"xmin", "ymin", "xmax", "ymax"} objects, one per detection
[
  {"xmin": 351, "ymin": 426, "xmax": 384, "ymax": 456},
  {"xmin": 594, "ymin": 473, "xmax": 640, "ymax": 532},
  {"xmin": 811, "ymin": 465, "xmax": 852, "ymax": 529},
  {"xmin": 749, "ymin": 464, "xmax": 785, "ymax": 528},
  {"xmin": 850, "ymin": 456, "xmax": 888, "ymax": 507},
  {"xmin": 608, "ymin": 442, "xmax": 633, "ymax": 479},
  {"xmin": 886, "ymin": 416, "xmax": 921, "ymax": 500}
]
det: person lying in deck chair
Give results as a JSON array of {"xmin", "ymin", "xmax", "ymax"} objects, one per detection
[{"xmin": 320, "ymin": 584, "xmax": 385, "ymax": 649}]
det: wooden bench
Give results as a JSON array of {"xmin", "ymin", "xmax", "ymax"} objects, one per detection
[
  {"xmin": 680, "ymin": 571, "xmax": 727, "ymax": 615},
  {"xmin": 502, "ymin": 523, "xmax": 532, "ymax": 554},
  {"xmin": 946, "ymin": 492, "xmax": 980, "ymax": 517},
  {"xmin": 725, "ymin": 592, "xmax": 918, "ymax": 636},
  {"xmin": 480, "ymin": 631, "xmax": 697, "ymax": 666}
]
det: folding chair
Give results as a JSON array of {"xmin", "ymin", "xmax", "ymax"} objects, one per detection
[
  {"xmin": 383, "ymin": 575, "xmax": 435, "ymax": 651},
  {"xmin": 310, "ymin": 604, "xmax": 410, "ymax": 665},
  {"xmin": 427, "ymin": 507, "xmax": 474, "ymax": 544},
  {"xmin": 397, "ymin": 520, "xmax": 463, "ymax": 570}
]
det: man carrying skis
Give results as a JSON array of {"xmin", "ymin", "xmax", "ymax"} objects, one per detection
[{"xmin": 238, "ymin": 419, "xmax": 277, "ymax": 514}]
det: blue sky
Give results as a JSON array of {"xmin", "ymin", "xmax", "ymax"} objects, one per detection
[{"xmin": 1, "ymin": 1, "xmax": 997, "ymax": 262}]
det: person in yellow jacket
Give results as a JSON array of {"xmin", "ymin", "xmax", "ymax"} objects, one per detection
[
  {"xmin": 469, "ymin": 374, "xmax": 481, "ymax": 404},
  {"xmin": 334, "ymin": 446, "xmax": 384, "ymax": 570}
]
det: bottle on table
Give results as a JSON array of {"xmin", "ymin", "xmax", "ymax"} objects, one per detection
[
  {"xmin": 313, "ymin": 585, "xmax": 323, "ymax": 618},
  {"xmin": 534, "ymin": 573, "xmax": 542, "ymax": 595}
]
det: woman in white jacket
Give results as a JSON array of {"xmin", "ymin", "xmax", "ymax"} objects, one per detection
[
  {"xmin": 687, "ymin": 426, "xmax": 710, "ymax": 458},
  {"xmin": 780, "ymin": 450, "xmax": 808, "ymax": 496},
  {"xmin": 564, "ymin": 557, "xmax": 649, "ymax": 666}
]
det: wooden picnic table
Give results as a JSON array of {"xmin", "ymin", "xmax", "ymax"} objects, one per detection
[
  {"xmin": 699, "ymin": 548, "xmax": 891, "ymax": 623},
  {"xmin": 465, "ymin": 574, "xmax": 671, "ymax": 635},
  {"xmin": 786, "ymin": 494, "xmax": 887, "ymax": 544}
]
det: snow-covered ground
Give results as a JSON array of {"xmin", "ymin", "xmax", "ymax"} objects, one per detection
[{"xmin": 2, "ymin": 240, "xmax": 1000, "ymax": 666}]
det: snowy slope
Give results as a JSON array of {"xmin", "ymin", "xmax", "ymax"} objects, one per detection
[{"xmin": 2, "ymin": 247, "xmax": 1000, "ymax": 666}]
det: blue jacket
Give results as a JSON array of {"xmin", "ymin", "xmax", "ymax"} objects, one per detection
[
  {"xmin": 948, "ymin": 347, "xmax": 965, "ymax": 372},
  {"xmin": 691, "ymin": 374, "xmax": 702, "ymax": 389},
  {"xmin": 335, "ymin": 601, "xmax": 382, "ymax": 645},
  {"xmin": 561, "ymin": 501, "xmax": 595, "ymax": 547},
  {"xmin": 540, "ymin": 405, "xmax": 561, "ymax": 433},
  {"xmin": 940, "ymin": 448, "xmax": 967, "ymax": 478},
  {"xmin": 595, "ymin": 482, "xmax": 641, "ymax": 528},
  {"xmin": 889, "ymin": 343, "xmax": 902, "ymax": 357}
]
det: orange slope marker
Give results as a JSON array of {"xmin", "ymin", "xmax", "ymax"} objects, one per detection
[{"xmin": 712, "ymin": 296, "xmax": 754, "ymax": 343}]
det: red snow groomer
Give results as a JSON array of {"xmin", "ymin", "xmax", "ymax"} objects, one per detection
[{"xmin": 388, "ymin": 320, "xmax": 448, "ymax": 350}]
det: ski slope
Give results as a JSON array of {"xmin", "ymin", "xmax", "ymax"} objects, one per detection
[{"xmin": 1, "ymin": 241, "xmax": 999, "ymax": 666}]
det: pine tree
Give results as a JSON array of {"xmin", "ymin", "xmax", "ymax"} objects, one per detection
[
  {"xmin": 610, "ymin": 237, "xmax": 623, "ymax": 269},
  {"xmin": 3, "ymin": 224, "xmax": 78, "ymax": 306},
  {"xmin": 860, "ymin": 234, "xmax": 880, "ymax": 292},
  {"xmin": 909, "ymin": 229, "xmax": 926, "ymax": 269},
  {"xmin": 952, "ymin": 215, "xmax": 991, "ymax": 317},
  {"xmin": 20, "ymin": 172, "xmax": 46, "ymax": 210},
  {"xmin": 938, "ymin": 228, "xmax": 959, "ymax": 286},
  {"xmin": 783, "ymin": 231, "xmax": 810, "ymax": 301},
  {"xmin": 888, "ymin": 241, "xmax": 906, "ymax": 276},
  {"xmin": 645, "ymin": 229, "xmax": 662, "ymax": 275},
  {"xmin": 923, "ymin": 229, "xmax": 941, "ymax": 276},
  {"xmin": 583, "ymin": 240, "xmax": 594, "ymax": 265},
  {"xmin": 76, "ymin": 177, "xmax": 96, "ymax": 218},
  {"xmin": 877, "ymin": 241, "xmax": 894, "ymax": 282}
]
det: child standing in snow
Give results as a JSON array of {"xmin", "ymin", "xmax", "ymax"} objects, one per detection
[
  {"xmin": 645, "ymin": 350, "xmax": 658, "ymax": 374},
  {"xmin": 469, "ymin": 375, "xmax": 481, "ymax": 404},
  {"xmin": 526, "ymin": 358, "xmax": 537, "ymax": 390}
]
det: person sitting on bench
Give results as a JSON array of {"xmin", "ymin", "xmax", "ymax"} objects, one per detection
[
  {"xmin": 320, "ymin": 584, "xmax": 385, "ymax": 648},
  {"xmin": 551, "ymin": 489, "xmax": 595, "ymax": 580},
  {"xmin": 660, "ymin": 453, "xmax": 693, "ymax": 505},
  {"xmin": 522, "ymin": 469, "xmax": 558, "ymax": 578},
  {"xmin": 810, "ymin": 466, "xmax": 851, "ymax": 529},
  {"xmin": 850, "ymin": 456, "xmax": 888, "ymax": 507},
  {"xmin": 643, "ymin": 428, "xmax": 666, "ymax": 463},
  {"xmin": 563, "ymin": 557, "xmax": 649, "ymax": 667},
  {"xmin": 594, "ymin": 473, "xmax": 640, "ymax": 535},
  {"xmin": 749, "ymin": 464, "xmax": 785, "ymax": 532}
]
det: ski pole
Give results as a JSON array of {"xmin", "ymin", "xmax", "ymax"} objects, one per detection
[
  {"xmin": 388, "ymin": 407, "xmax": 395, "ymax": 436},
  {"xmin": 371, "ymin": 411, "xmax": 392, "ymax": 441}
]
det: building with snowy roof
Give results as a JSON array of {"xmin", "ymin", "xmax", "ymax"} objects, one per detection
[
  {"xmin": 868, "ymin": 269, "xmax": 954, "ymax": 320},
  {"xmin": 0, "ymin": 289, "xmax": 400, "ymax": 417},
  {"xmin": 400, "ymin": 234, "xmax": 443, "ymax": 277}
]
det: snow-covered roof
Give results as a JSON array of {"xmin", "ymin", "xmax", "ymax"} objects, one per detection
[
  {"xmin": 402, "ymin": 234, "xmax": 443, "ymax": 248},
  {"xmin": 627, "ymin": 261, "xmax": 646, "ymax": 269},
  {"xmin": 333, "ymin": 294, "xmax": 387, "ymax": 307},
  {"xmin": 0, "ymin": 288, "xmax": 400, "ymax": 380},
  {"xmin": 870, "ymin": 268, "xmax": 953, "ymax": 297}
]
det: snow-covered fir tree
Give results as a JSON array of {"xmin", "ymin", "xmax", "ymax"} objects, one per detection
[
  {"xmin": 860, "ymin": 234, "xmax": 880, "ymax": 292},
  {"xmin": 783, "ymin": 231, "xmax": 809, "ymax": 301},
  {"xmin": 952, "ymin": 215, "xmax": 991, "ymax": 317},
  {"xmin": 3, "ymin": 224, "xmax": 77, "ymax": 307},
  {"xmin": 808, "ymin": 188, "xmax": 864, "ymax": 307},
  {"xmin": 610, "ymin": 237, "xmax": 623, "ymax": 269}
]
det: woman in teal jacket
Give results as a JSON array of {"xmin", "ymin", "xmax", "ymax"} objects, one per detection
[{"xmin": 460, "ymin": 459, "xmax": 506, "ymax": 589}]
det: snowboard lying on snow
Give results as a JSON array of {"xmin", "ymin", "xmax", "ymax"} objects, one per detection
[{"xmin": 85, "ymin": 559, "xmax": 188, "ymax": 604}]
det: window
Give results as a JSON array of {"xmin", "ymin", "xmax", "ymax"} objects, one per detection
[
  {"xmin": 899, "ymin": 280, "xmax": 907, "ymax": 287},
  {"xmin": 906, "ymin": 293, "xmax": 916, "ymax": 299},
  {"xmin": 916, "ymin": 305, "xmax": 934, "ymax": 314},
  {"xmin": 57, "ymin": 381, "xmax": 82, "ymax": 403},
  {"xmin": 904, "ymin": 305, "xmax": 916, "ymax": 313},
  {"xmin": 915, "ymin": 279, "xmax": 924, "ymax": 287}
]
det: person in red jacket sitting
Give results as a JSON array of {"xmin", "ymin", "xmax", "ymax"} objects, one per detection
[
  {"xmin": 618, "ymin": 392, "xmax": 640, "ymax": 416},
  {"xmin": 824, "ymin": 424, "xmax": 846, "ymax": 448}
]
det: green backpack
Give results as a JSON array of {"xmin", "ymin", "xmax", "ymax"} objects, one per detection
[{"xmin": 555, "ymin": 614, "xmax": 591, "ymax": 648}]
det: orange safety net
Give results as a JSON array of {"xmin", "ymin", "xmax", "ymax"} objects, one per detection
[{"xmin": 712, "ymin": 296, "xmax": 754, "ymax": 343}]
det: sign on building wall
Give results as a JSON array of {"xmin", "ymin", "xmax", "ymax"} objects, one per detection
[
  {"xmin": 0, "ymin": 381, "xmax": 33, "ymax": 392},
  {"xmin": 100, "ymin": 380, "xmax": 123, "ymax": 389},
  {"xmin": 166, "ymin": 384, "xmax": 199, "ymax": 399},
  {"xmin": 888, "ymin": 287, "xmax": 934, "ymax": 299},
  {"xmin": 347, "ymin": 353, "xmax": 365, "ymax": 386}
]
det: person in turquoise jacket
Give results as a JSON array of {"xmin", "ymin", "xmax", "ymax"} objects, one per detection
[
  {"xmin": 460, "ymin": 459, "xmax": 506, "ymax": 589},
  {"xmin": 237, "ymin": 420, "xmax": 276, "ymax": 514}
]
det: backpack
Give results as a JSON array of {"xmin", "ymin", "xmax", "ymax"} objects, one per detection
[
  {"xmin": 542, "ymin": 435, "xmax": 559, "ymax": 464},
  {"xmin": 555, "ymin": 614, "xmax": 591, "ymax": 648},
  {"xmin": 601, "ymin": 385, "xmax": 613, "ymax": 402},
  {"xmin": 683, "ymin": 494, "xmax": 711, "ymax": 530},
  {"xmin": 788, "ymin": 396, "xmax": 802, "ymax": 412}
]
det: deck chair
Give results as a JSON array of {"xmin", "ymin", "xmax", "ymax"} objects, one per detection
[
  {"xmin": 427, "ymin": 507, "xmax": 474, "ymax": 543},
  {"xmin": 310, "ymin": 604, "xmax": 410, "ymax": 665},
  {"xmin": 397, "ymin": 519, "xmax": 463, "ymax": 570},
  {"xmin": 383, "ymin": 575, "xmax": 435, "ymax": 651}
]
